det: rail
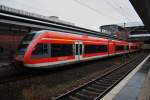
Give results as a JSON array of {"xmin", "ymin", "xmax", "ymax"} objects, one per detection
[{"xmin": 54, "ymin": 53, "xmax": 148, "ymax": 100}]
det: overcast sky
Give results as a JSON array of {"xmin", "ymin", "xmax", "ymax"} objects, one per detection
[{"xmin": 0, "ymin": 0, "xmax": 142, "ymax": 31}]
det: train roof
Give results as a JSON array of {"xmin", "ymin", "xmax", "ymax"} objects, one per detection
[{"xmin": 36, "ymin": 30, "xmax": 109, "ymax": 42}]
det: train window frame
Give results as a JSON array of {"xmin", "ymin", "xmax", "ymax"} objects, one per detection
[
  {"xmin": 51, "ymin": 43, "xmax": 73, "ymax": 57},
  {"xmin": 17, "ymin": 33, "xmax": 36, "ymax": 54},
  {"xmin": 32, "ymin": 43, "xmax": 50, "ymax": 58}
]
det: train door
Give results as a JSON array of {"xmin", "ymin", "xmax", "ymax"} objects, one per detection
[{"xmin": 75, "ymin": 41, "xmax": 84, "ymax": 60}]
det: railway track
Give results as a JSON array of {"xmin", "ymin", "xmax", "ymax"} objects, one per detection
[
  {"xmin": 54, "ymin": 53, "xmax": 149, "ymax": 100},
  {"xmin": 0, "ymin": 53, "xmax": 133, "ymax": 84}
]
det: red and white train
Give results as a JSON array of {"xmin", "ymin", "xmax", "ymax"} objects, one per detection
[{"xmin": 15, "ymin": 30, "xmax": 140, "ymax": 68}]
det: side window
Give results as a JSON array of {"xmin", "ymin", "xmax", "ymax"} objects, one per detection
[
  {"xmin": 75, "ymin": 44, "xmax": 78, "ymax": 55},
  {"xmin": 84, "ymin": 45, "xmax": 107, "ymax": 54},
  {"xmin": 32, "ymin": 43, "xmax": 49, "ymax": 57},
  {"xmin": 131, "ymin": 46, "xmax": 134, "ymax": 49},
  {"xmin": 17, "ymin": 33, "xmax": 35, "ymax": 55},
  {"xmin": 124, "ymin": 46, "xmax": 129, "ymax": 50},
  {"xmin": 134, "ymin": 46, "xmax": 138, "ymax": 49},
  {"xmin": 79, "ymin": 44, "xmax": 83, "ymax": 54},
  {"xmin": 51, "ymin": 44, "xmax": 73, "ymax": 57},
  {"xmin": 127, "ymin": 46, "xmax": 129, "ymax": 50},
  {"xmin": 115, "ymin": 45, "xmax": 124, "ymax": 51}
]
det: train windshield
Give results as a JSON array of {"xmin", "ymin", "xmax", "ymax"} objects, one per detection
[{"xmin": 17, "ymin": 33, "xmax": 35, "ymax": 55}]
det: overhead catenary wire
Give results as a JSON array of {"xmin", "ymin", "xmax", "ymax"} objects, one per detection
[
  {"xmin": 113, "ymin": 0, "xmax": 139, "ymax": 22},
  {"xmin": 2, "ymin": 0, "xmax": 141, "ymax": 28},
  {"xmin": 104, "ymin": 0, "xmax": 132, "ymax": 22},
  {"xmin": 113, "ymin": 0, "xmax": 133, "ymax": 21},
  {"xmin": 72, "ymin": 0, "xmax": 120, "ymax": 21}
]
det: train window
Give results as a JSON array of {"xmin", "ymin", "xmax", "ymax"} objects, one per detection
[
  {"xmin": 17, "ymin": 33, "xmax": 35, "ymax": 55},
  {"xmin": 135, "ymin": 46, "xmax": 138, "ymax": 49},
  {"xmin": 32, "ymin": 43, "xmax": 48, "ymax": 55},
  {"xmin": 131, "ymin": 46, "xmax": 134, "ymax": 49},
  {"xmin": 79, "ymin": 44, "xmax": 83, "ymax": 54},
  {"xmin": 75, "ymin": 44, "xmax": 79, "ymax": 55},
  {"xmin": 84, "ymin": 45, "xmax": 107, "ymax": 54},
  {"xmin": 115, "ymin": 46, "xmax": 124, "ymax": 51},
  {"xmin": 51, "ymin": 44, "xmax": 73, "ymax": 57},
  {"xmin": 17, "ymin": 43, "xmax": 29, "ymax": 54},
  {"xmin": 124, "ymin": 46, "xmax": 129, "ymax": 50}
]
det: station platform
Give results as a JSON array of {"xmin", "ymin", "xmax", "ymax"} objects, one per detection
[{"xmin": 101, "ymin": 54, "xmax": 150, "ymax": 100}]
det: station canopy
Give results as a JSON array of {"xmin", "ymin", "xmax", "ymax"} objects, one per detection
[{"xmin": 0, "ymin": 0, "xmax": 143, "ymax": 31}]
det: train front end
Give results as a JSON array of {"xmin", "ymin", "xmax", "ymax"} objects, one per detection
[{"xmin": 15, "ymin": 32, "xmax": 36, "ymax": 67}]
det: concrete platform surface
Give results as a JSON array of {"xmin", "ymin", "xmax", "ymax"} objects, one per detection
[
  {"xmin": 101, "ymin": 54, "xmax": 150, "ymax": 100},
  {"xmin": 138, "ymin": 58, "xmax": 150, "ymax": 100},
  {"xmin": 113, "ymin": 58, "xmax": 150, "ymax": 100}
]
